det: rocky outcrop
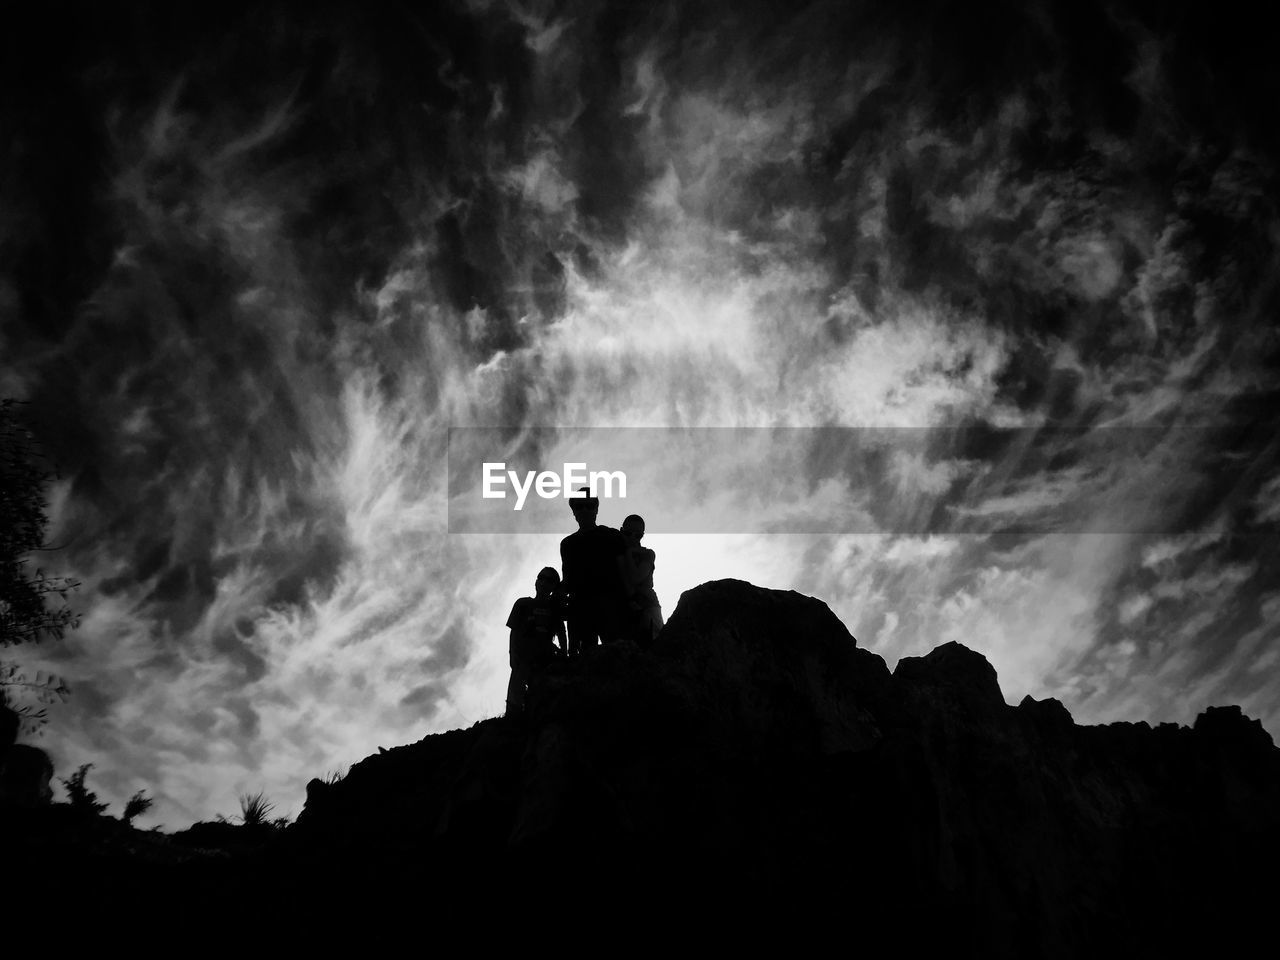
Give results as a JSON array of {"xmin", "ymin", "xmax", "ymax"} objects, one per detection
[
  {"xmin": 282, "ymin": 580, "xmax": 1279, "ymax": 952},
  {"xmin": 0, "ymin": 701, "xmax": 53, "ymax": 807},
  {"xmin": 6, "ymin": 580, "xmax": 1278, "ymax": 949},
  {"xmin": 0, "ymin": 743, "xmax": 53, "ymax": 806}
]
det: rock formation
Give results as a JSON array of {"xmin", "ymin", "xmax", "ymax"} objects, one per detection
[
  {"xmin": 275, "ymin": 580, "xmax": 1276, "ymax": 950},
  {"xmin": 0, "ymin": 701, "xmax": 54, "ymax": 807},
  {"xmin": 6, "ymin": 581, "xmax": 1278, "ymax": 951}
]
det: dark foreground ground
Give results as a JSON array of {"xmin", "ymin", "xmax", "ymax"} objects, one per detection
[{"xmin": 7, "ymin": 581, "xmax": 1279, "ymax": 953}]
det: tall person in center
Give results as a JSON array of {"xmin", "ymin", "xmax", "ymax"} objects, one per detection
[{"xmin": 560, "ymin": 487, "xmax": 625, "ymax": 657}]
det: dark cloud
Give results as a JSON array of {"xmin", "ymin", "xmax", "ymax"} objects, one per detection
[
  {"xmin": 399, "ymin": 680, "xmax": 450, "ymax": 719},
  {"xmin": 420, "ymin": 621, "xmax": 471, "ymax": 674}
]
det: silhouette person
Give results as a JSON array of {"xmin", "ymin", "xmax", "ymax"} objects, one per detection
[
  {"xmin": 560, "ymin": 487, "xmax": 625, "ymax": 657},
  {"xmin": 620, "ymin": 514, "xmax": 663, "ymax": 647},
  {"xmin": 505, "ymin": 567, "xmax": 566, "ymax": 716}
]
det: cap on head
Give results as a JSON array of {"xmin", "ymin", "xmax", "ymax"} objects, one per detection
[
  {"xmin": 536, "ymin": 566, "xmax": 560, "ymax": 585},
  {"xmin": 623, "ymin": 514, "xmax": 645, "ymax": 531}
]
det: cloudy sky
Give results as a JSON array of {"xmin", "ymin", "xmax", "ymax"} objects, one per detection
[{"xmin": 2, "ymin": 0, "xmax": 1278, "ymax": 828}]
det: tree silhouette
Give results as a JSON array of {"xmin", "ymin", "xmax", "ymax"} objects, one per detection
[{"xmin": 1, "ymin": 399, "xmax": 79, "ymax": 729}]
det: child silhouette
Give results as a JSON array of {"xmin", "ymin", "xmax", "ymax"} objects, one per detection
[
  {"xmin": 620, "ymin": 514, "xmax": 663, "ymax": 646},
  {"xmin": 505, "ymin": 567, "xmax": 566, "ymax": 716}
]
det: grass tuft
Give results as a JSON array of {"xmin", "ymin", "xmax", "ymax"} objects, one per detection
[{"xmin": 238, "ymin": 791, "xmax": 275, "ymax": 827}]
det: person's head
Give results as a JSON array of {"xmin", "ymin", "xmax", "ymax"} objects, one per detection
[
  {"xmin": 535, "ymin": 566, "xmax": 560, "ymax": 598},
  {"xmin": 621, "ymin": 514, "xmax": 645, "ymax": 544},
  {"xmin": 569, "ymin": 487, "xmax": 599, "ymax": 528}
]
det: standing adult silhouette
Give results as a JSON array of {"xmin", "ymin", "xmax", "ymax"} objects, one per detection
[{"xmin": 559, "ymin": 488, "xmax": 625, "ymax": 657}]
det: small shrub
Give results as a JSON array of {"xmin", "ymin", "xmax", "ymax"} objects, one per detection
[{"xmin": 60, "ymin": 763, "xmax": 107, "ymax": 815}]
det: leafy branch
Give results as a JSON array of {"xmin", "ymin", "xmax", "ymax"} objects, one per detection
[
  {"xmin": 1, "ymin": 398, "xmax": 81, "ymax": 730},
  {"xmin": 123, "ymin": 790, "xmax": 154, "ymax": 824}
]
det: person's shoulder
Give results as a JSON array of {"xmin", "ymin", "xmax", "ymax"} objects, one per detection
[
  {"xmin": 641, "ymin": 546, "xmax": 655, "ymax": 561},
  {"xmin": 597, "ymin": 525, "xmax": 625, "ymax": 549}
]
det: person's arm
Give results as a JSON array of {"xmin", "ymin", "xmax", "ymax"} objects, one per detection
[
  {"xmin": 617, "ymin": 549, "xmax": 633, "ymax": 601},
  {"xmin": 559, "ymin": 539, "xmax": 573, "ymax": 607},
  {"xmin": 506, "ymin": 600, "xmax": 526, "ymax": 667},
  {"xmin": 603, "ymin": 530, "xmax": 625, "ymax": 599},
  {"xmin": 554, "ymin": 612, "xmax": 567, "ymax": 655}
]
